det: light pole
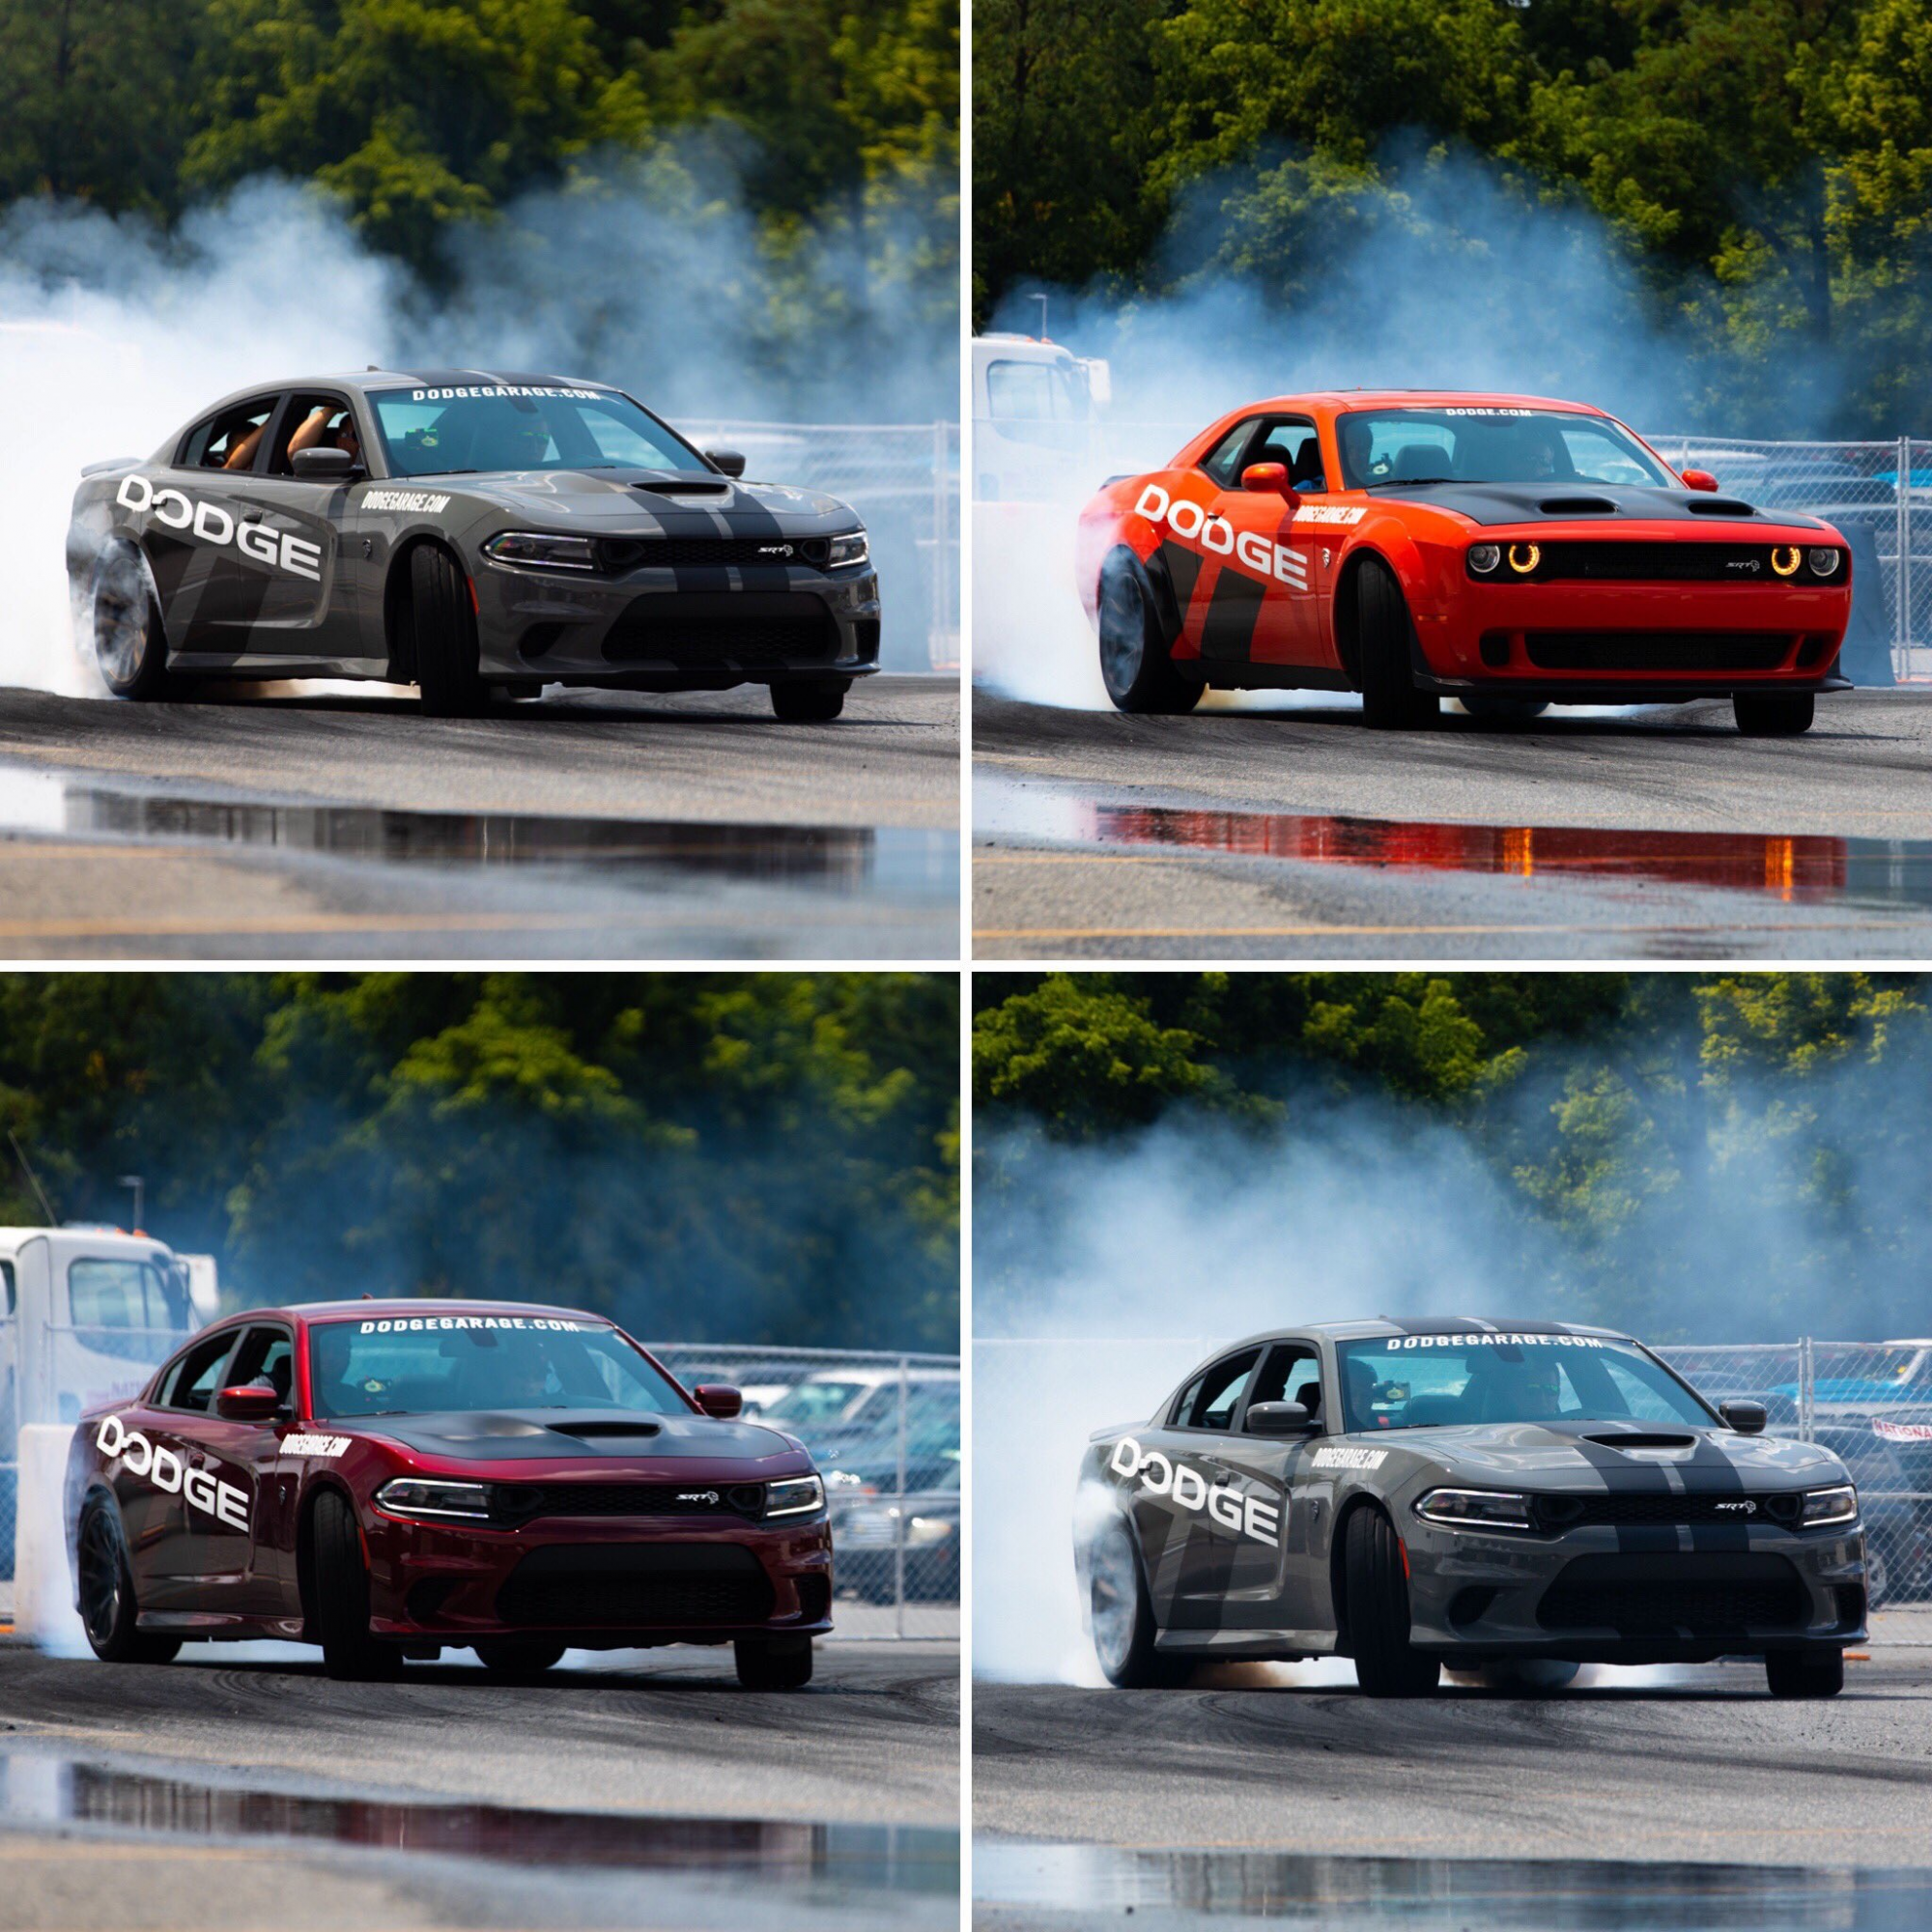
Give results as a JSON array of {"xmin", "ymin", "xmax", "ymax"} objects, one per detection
[{"xmin": 120, "ymin": 1174, "xmax": 144, "ymax": 1232}]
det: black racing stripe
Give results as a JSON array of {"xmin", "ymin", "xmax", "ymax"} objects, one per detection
[
  {"xmin": 1153, "ymin": 538, "xmax": 1202, "ymax": 624},
  {"xmin": 1565, "ymin": 1435, "xmax": 1678, "ymax": 1555},
  {"xmin": 1197, "ymin": 564, "xmax": 1264, "ymax": 662},
  {"xmin": 1679, "ymin": 1433, "xmax": 1751, "ymax": 1553},
  {"xmin": 718, "ymin": 491, "xmax": 788, "ymax": 542},
  {"xmin": 1380, "ymin": 1316, "xmax": 1490, "ymax": 1336}
]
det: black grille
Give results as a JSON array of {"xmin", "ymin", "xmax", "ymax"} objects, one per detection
[
  {"xmin": 598, "ymin": 536, "xmax": 831, "ymax": 571},
  {"xmin": 495, "ymin": 1482, "xmax": 766, "ymax": 1523},
  {"xmin": 601, "ymin": 595, "xmax": 838, "ymax": 668},
  {"xmin": 496, "ymin": 1544, "xmax": 776, "ymax": 1629},
  {"xmin": 1533, "ymin": 1492, "xmax": 1803, "ymax": 1530},
  {"xmin": 1536, "ymin": 1554, "xmax": 1807, "ymax": 1634},
  {"xmin": 1522, "ymin": 631, "xmax": 1798, "ymax": 672},
  {"xmin": 1513, "ymin": 543, "xmax": 1835, "ymax": 584}
]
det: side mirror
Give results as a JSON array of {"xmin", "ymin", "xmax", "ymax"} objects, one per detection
[
  {"xmin": 694, "ymin": 1383, "xmax": 743, "ymax": 1419},
  {"xmin": 1720, "ymin": 1399, "xmax": 1768, "ymax": 1435},
  {"xmin": 292, "ymin": 445, "xmax": 359, "ymax": 481},
  {"xmin": 704, "ymin": 448, "xmax": 747, "ymax": 478},
  {"xmin": 1240, "ymin": 462, "xmax": 1302, "ymax": 515},
  {"xmin": 1682, "ymin": 468, "xmax": 1720, "ymax": 494},
  {"xmin": 215, "ymin": 1383, "xmax": 282, "ymax": 1423},
  {"xmin": 1245, "ymin": 1401, "xmax": 1315, "ymax": 1436}
]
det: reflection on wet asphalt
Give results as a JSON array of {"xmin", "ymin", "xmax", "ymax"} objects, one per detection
[
  {"xmin": 0, "ymin": 1750, "xmax": 954, "ymax": 1895},
  {"xmin": 975, "ymin": 1844, "xmax": 1932, "ymax": 1930},
  {"xmin": 978, "ymin": 781, "xmax": 1932, "ymax": 913}
]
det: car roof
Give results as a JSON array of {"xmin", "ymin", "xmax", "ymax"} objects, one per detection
[
  {"xmin": 203, "ymin": 1298, "xmax": 615, "ymax": 1328},
  {"xmin": 1230, "ymin": 391, "xmax": 1607, "ymax": 417},
  {"xmin": 182, "ymin": 369, "xmax": 618, "ymax": 422},
  {"xmin": 1209, "ymin": 1316, "xmax": 1634, "ymax": 1351}
]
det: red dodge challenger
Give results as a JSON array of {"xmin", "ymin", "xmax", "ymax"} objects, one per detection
[
  {"xmin": 1077, "ymin": 392, "xmax": 1852, "ymax": 734},
  {"xmin": 64, "ymin": 1299, "xmax": 832, "ymax": 1687}
]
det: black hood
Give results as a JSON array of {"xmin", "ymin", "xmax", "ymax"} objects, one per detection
[
  {"xmin": 350, "ymin": 1407, "xmax": 803, "ymax": 1464},
  {"xmin": 1370, "ymin": 481, "xmax": 1831, "ymax": 531}
]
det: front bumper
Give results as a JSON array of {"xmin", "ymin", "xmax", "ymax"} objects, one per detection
[
  {"xmin": 472, "ymin": 556, "xmax": 882, "ymax": 690},
  {"xmin": 1401, "ymin": 1516, "xmax": 1866, "ymax": 1663},
  {"xmin": 363, "ymin": 1507, "xmax": 835, "ymax": 1649}
]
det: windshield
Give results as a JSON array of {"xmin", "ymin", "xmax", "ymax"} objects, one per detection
[
  {"xmin": 1334, "ymin": 408, "xmax": 1671, "ymax": 491},
  {"xmin": 368, "ymin": 384, "xmax": 707, "ymax": 479},
  {"xmin": 309, "ymin": 1314, "xmax": 691, "ymax": 1419},
  {"xmin": 1336, "ymin": 1334, "xmax": 1715, "ymax": 1433}
]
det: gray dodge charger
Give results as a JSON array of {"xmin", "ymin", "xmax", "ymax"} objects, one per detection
[
  {"xmin": 66, "ymin": 370, "xmax": 881, "ymax": 719},
  {"xmin": 1077, "ymin": 1317, "xmax": 1865, "ymax": 1697}
]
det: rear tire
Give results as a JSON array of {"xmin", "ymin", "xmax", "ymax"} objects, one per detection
[
  {"xmin": 1766, "ymin": 1648, "xmax": 1844, "ymax": 1697},
  {"xmin": 770, "ymin": 679, "xmax": 848, "ymax": 722},
  {"xmin": 1356, "ymin": 561, "xmax": 1439, "ymax": 730},
  {"xmin": 1734, "ymin": 692, "xmax": 1814, "ymax": 736},
  {"xmin": 409, "ymin": 545, "xmax": 484, "ymax": 717},
  {"xmin": 1097, "ymin": 552, "xmax": 1200, "ymax": 715},
  {"xmin": 1344, "ymin": 1508, "xmax": 1440, "ymax": 1697},
  {"xmin": 76, "ymin": 1497, "xmax": 181, "ymax": 1664},
  {"xmin": 1087, "ymin": 1515, "xmax": 1189, "ymax": 1688},
  {"xmin": 91, "ymin": 543, "xmax": 177, "ymax": 700},
  {"xmin": 311, "ymin": 1491, "xmax": 402, "ymax": 1681},
  {"xmin": 734, "ymin": 1634, "xmax": 814, "ymax": 1689},
  {"xmin": 472, "ymin": 1640, "xmax": 566, "ymax": 1680}
]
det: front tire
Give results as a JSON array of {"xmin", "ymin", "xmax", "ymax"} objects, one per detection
[
  {"xmin": 1356, "ymin": 561, "xmax": 1439, "ymax": 730},
  {"xmin": 1735, "ymin": 692, "xmax": 1815, "ymax": 736},
  {"xmin": 473, "ymin": 1640, "xmax": 566, "ymax": 1680},
  {"xmin": 91, "ymin": 543, "xmax": 177, "ymax": 700},
  {"xmin": 76, "ymin": 1497, "xmax": 180, "ymax": 1664},
  {"xmin": 409, "ymin": 545, "xmax": 484, "ymax": 717},
  {"xmin": 1766, "ymin": 1648, "xmax": 1844, "ymax": 1697},
  {"xmin": 1096, "ymin": 552, "xmax": 1199, "ymax": 715},
  {"xmin": 735, "ymin": 1635, "xmax": 814, "ymax": 1689},
  {"xmin": 1344, "ymin": 1508, "xmax": 1440, "ymax": 1697},
  {"xmin": 771, "ymin": 679, "xmax": 848, "ymax": 723},
  {"xmin": 311, "ymin": 1491, "xmax": 402, "ymax": 1682}
]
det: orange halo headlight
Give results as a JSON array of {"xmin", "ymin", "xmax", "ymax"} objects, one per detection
[
  {"xmin": 1507, "ymin": 542, "xmax": 1541, "ymax": 575},
  {"xmin": 1771, "ymin": 546, "xmax": 1803, "ymax": 577}
]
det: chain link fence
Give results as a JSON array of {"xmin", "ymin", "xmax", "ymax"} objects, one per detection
[{"xmin": 682, "ymin": 421, "xmax": 959, "ymax": 671}]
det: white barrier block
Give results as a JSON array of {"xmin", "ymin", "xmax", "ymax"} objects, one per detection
[{"xmin": 14, "ymin": 1424, "xmax": 83, "ymax": 1652}]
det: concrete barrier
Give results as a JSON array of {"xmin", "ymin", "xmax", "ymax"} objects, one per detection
[{"xmin": 13, "ymin": 1425, "xmax": 80, "ymax": 1650}]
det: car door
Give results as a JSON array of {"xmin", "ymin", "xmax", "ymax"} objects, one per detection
[
  {"xmin": 184, "ymin": 1321, "xmax": 294, "ymax": 1608},
  {"xmin": 1221, "ymin": 1340, "xmax": 1331, "ymax": 1631}
]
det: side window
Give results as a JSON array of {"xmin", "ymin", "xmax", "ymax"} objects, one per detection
[
  {"xmin": 157, "ymin": 1331, "xmax": 240, "ymax": 1413},
  {"xmin": 1199, "ymin": 420, "xmax": 1258, "ymax": 487},
  {"xmin": 1247, "ymin": 418, "xmax": 1326, "ymax": 491},
  {"xmin": 1247, "ymin": 1345, "xmax": 1320, "ymax": 1421},
  {"xmin": 1169, "ymin": 1372, "xmax": 1207, "ymax": 1427},
  {"xmin": 181, "ymin": 398, "xmax": 277, "ymax": 471},
  {"xmin": 270, "ymin": 395, "xmax": 365, "ymax": 474},
  {"xmin": 224, "ymin": 1325, "xmax": 294, "ymax": 1407},
  {"xmin": 1183, "ymin": 1350, "xmax": 1262, "ymax": 1431}
]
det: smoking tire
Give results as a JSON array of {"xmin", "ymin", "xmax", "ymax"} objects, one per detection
[
  {"xmin": 1344, "ymin": 1507, "xmax": 1441, "ymax": 1697},
  {"xmin": 1088, "ymin": 1515, "xmax": 1188, "ymax": 1689},
  {"xmin": 1356, "ymin": 560, "xmax": 1439, "ymax": 731},
  {"xmin": 1097, "ymin": 550, "xmax": 1200, "ymax": 715},
  {"xmin": 1765, "ymin": 1648, "xmax": 1844, "ymax": 1697},
  {"xmin": 91, "ymin": 542, "xmax": 177, "ymax": 700},
  {"xmin": 1734, "ymin": 692, "xmax": 1815, "ymax": 736},
  {"xmin": 76, "ymin": 1495, "xmax": 181, "ymax": 1664},
  {"xmin": 409, "ymin": 545, "xmax": 486, "ymax": 718},
  {"xmin": 771, "ymin": 679, "xmax": 850, "ymax": 723},
  {"xmin": 734, "ymin": 1634, "xmax": 815, "ymax": 1690},
  {"xmin": 311, "ymin": 1489, "xmax": 403, "ymax": 1682},
  {"xmin": 473, "ymin": 1640, "xmax": 567, "ymax": 1680}
]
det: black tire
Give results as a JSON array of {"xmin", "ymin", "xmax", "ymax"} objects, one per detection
[
  {"xmin": 1734, "ymin": 692, "xmax": 1815, "ymax": 736},
  {"xmin": 771, "ymin": 679, "xmax": 849, "ymax": 723},
  {"xmin": 1460, "ymin": 695, "xmax": 1549, "ymax": 724},
  {"xmin": 734, "ymin": 1634, "xmax": 814, "ymax": 1690},
  {"xmin": 1087, "ymin": 1515, "xmax": 1189, "ymax": 1689},
  {"xmin": 1355, "ymin": 561, "xmax": 1439, "ymax": 730},
  {"xmin": 1096, "ymin": 552, "xmax": 1200, "ymax": 715},
  {"xmin": 76, "ymin": 1496, "xmax": 181, "ymax": 1664},
  {"xmin": 409, "ymin": 545, "xmax": 484, "ymax": 717},
  {"xmin": 91, "ymin": 543, "xmax": 177, "ymax": 700},
  {"xmin": 311, "ymin": 1490, "xmax": 402, "ymax": 1681},
  {"xmin": 1344, "ymin": 1508, "xmax": 1441, "ymax": 1697},
  {"xmin": 1766, "ymin": 1648, "xmax": 1844, "ymax": 1697},
  {"xmin": 472, "ymin": 1640, "xmax": 567, "ymax": 1680}
]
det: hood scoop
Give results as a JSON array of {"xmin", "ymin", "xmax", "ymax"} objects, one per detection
[
  {"xmin": 1686, "ymin": 497, "xmax": 1756, "ymax": 516},
  {"xmin": 632, "ymin": 480, "xmax": 731, "ymax": 498},
  {"xmin": 1586, "ymin": 1432, "xmax": 1697, "ymax": 1451},
  {"xmin": 545, "ymin": 1418, "xmax": 663, "ymax": 1440},
  {"xmin": 1541, "ymin": 495, "xmax": 1619, "ymax": 516}
]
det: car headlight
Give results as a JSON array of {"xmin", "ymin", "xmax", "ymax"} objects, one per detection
[
  {"xmin": 1506, "ymin": 542, "xmax": 1541, "ymax": 576},
  {"xmin": 766, "ymin": 1474, "xmax": 826, "ymax": 1519},
  {"xmin": 483, "ymin": 531, "xmax": 599, "ymax": 571},
  {"xmin": 1802, "ymin": 1484, "xmax": 1858, "ymax": 1527},
  {"xmin": 1467, "ymin": 544, "xmax": 1501, "ymax": 575},
  {"xmin": 1413, "ymin": 1488, "xmax": 1535, "ymax": 1531},
  {"xmin": 1807, "ymin": 548, "xmax": 1843, "ymax": 578},
  {"xmin": 375, "ymin": 1478, "xmax": 494, "ymax": 1520},
  {"xmin": 905, "ymin": 1514, "xmax": 955, "ymax": 1548},
  {"xmin": 826, "ymin": 530, "xmax": 869, "ymax": 570}
]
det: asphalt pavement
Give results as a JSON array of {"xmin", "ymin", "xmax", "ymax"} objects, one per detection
[
  {"xmin": 0, "ymin": 677, "xmax": 959, "ymax": 957},
  {"xmin": 0, "ymin": 1637, "xmax": 959, "ymax": 1929},
  {"xmin": 974, "ymin": 688, "xmax": 1932, "ymax": 958}
]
